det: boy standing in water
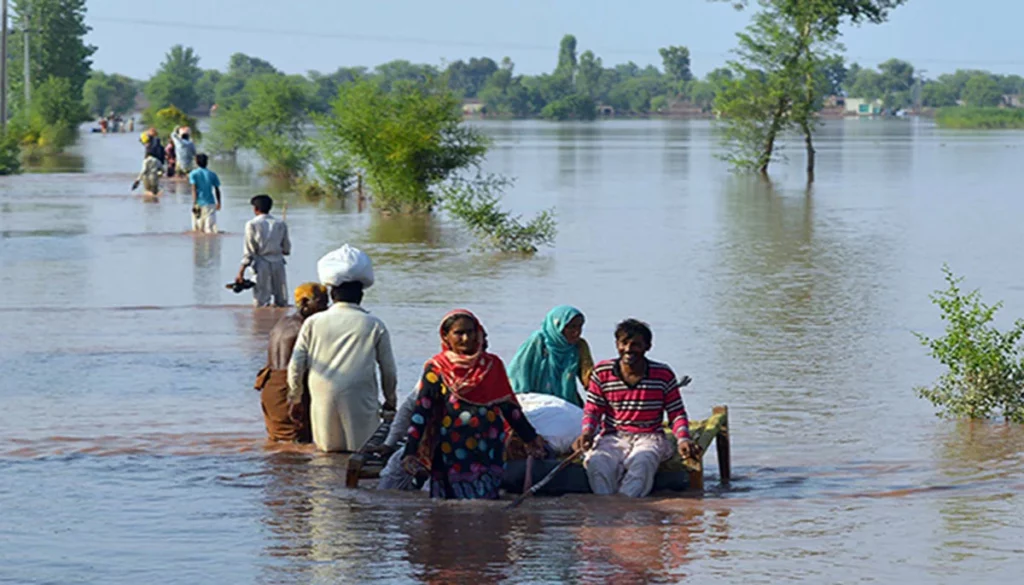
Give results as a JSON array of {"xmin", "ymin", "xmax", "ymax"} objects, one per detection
[
  {"xmin": 188, "ymin": 154, "xmax": 221, "ymax": 233},
  {"xmin": 236, "ymin": 194, "xmax": 291, "ymax": 307}
]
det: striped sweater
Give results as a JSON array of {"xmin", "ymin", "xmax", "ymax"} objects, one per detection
[{"xmin": 581, "ymin": 359, "xmax": 690, "ymax": 440}]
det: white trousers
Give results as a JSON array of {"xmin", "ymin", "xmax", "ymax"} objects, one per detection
[
  {"xmin": 584, "ymin": 432, "xmax": 672, "ymax": 498},
  {"xmin": 252, "ymin": 258, "xmax": 288, "ymax": 307},
  {"xmin": 191, "ymin": 205, "xmax": 218, "ymax": 233}
]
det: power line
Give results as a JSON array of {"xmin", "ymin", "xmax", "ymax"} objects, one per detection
[{"xmin": 87, "ymin": 15, "xmax": 1024, "ymax": 72}]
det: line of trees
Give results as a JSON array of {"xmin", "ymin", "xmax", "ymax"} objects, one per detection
[{"xmin": 2, "ymin": 0, "xmax": 95, "ymax": 173}]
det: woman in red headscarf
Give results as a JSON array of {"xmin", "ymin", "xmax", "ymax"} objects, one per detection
[{"xmin": 402, "ymin": 309, "xmax": 545, "ymax": 499}]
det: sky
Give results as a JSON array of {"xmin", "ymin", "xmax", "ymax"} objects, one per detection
[{"xmin": 82, "ymin": 0, "xmax": 1024, "ymax": 80}]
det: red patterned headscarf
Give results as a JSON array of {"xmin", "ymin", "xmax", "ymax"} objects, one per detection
[{"xmin": 427, "ymin": 309, "xmax": 516, "ymax": 406}]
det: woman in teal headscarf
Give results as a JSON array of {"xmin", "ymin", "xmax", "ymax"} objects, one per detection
[{"xmin": 508, "ymin": 305, "xmax": 594, "ymax": 408}]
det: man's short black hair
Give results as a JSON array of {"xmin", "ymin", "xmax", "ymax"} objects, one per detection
[
  {"xmin": 196, "ymin": 153, "xmax": 208, "ymax": 168},
  {"xmin": 250, "ymin": 194, "xmax": 273, "ymax": 213},
  {"xmin": 330, "ymin": 281, "xmax": 364, "ymax": 304},
  {"xmin": 615, "ymin": 318, "xmax": 653, "ymax": 345}
]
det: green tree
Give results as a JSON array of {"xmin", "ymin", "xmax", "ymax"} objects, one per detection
[
  {"xmin": 554, "ymin": 34, "xmax": 578, "ymax": 82},
  {"xmin": 962, "ymin": 74, "xmax": 1004, "ymax": 107},
  {"xmin": 716, "ymin": 3, "xmax": 839, "ymax": 176},
  {"xmin": 20, "ymin": 76, "xmax": 86, "ymax": 150},
  {"xmin": 317, "ymin": 79, "xmax": 486, "ymax": 211},
  {"xmin": 540, "ymin": 94, "xmax": 597, "ymax": 120},
  {"xmin": 210, "ymin": 75, "xmax": 311, "ymax": 178},
  {"xmin": 921, "ymin": 81, "xmax": 958, "ymax": 107},
  {"xmin": 196, "ymin": 69, "xmax": 221, "ymax": 110},
  {"xmin": 445, "ymin": 57, "xmax": 498, "ymax": 98},
  {"xmin": 714, "ymin": 0, "xmax": 906, "ymax": 177},
  {"xmin": 6, "ymin": 0, "xmax": 96, "ymax": 109},
  {"xmin": 877, "ymin": 58, "xmax": 914, "ymax": 109},
  {"xmin": 818, "ymin": 55, "xmax": 847, "ymax": 96},
  {"xmin": 372, "ymin": 60, "xmax": 439, "ymax": 93},
  {"xmin": 83, "ymin": 71, "xmax": 137, "ymax": 117},
  {"xmin": 576, "ymin": 50, "xmax": 603, "ymax": 100},
  {"xmin": 659, "ymin": 46, "xmax": 693, "ymax": 87},
  {"xmin": 145, "ymin": 45, "xmax": 203, "ymax": 113}
]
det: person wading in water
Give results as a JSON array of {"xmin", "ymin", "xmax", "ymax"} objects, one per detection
[{"xmin": 255, "ymin": 283, "xmax": 329, "ymax": 443}]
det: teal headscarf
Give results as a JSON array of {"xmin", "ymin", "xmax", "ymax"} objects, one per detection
[{"xmin": 508, "ymin": 305, "xmax": 584, "ymax": 407}]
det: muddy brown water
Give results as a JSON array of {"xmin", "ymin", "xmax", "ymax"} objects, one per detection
[{"xmin": 1, "ymin": 120, "xmax": 1023, "ymax": 584}]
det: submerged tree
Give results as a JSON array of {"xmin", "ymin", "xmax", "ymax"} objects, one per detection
[
  {"xmin": 713, "ymin": 0, "xmax": 907, "ymax": 179},
  {"xmin": 316, "ymin": 78, "xmax": 555, "ymax": 253}
]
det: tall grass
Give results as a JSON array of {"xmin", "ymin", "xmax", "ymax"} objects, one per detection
[{"xmin": 935, "ymin": 107, "xmax": 1024, "ymax": 129}]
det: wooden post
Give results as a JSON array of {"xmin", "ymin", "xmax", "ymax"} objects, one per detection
[
  {"xmin": 687, "ymin": 459, "xmax": 705, "ymax": 492},
  {"xmin": 713, "ymin": 405, "xmax": 731, "ymax": 484}
]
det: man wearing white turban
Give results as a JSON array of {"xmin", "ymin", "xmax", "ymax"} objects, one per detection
[{"xmin": 286, "ymin": 246, "xmax": 398, "ymax": 452}]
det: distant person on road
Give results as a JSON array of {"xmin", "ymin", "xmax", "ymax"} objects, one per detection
[
  {"xmin": 236, "ymin": 194, "xmax": 291, "ymax": 307},
  {"xmin": 255, "ymin": 283, "xmax": 329, "ymax": 443},
  {"xmin": 188, "ymin": 153, "xmax": 221, "ymax": 233},
  {"xmin": 132, "ymin": 150, "xmax": 164, "ymax": 196},
  {"xmin": 171, "ymin": 127, "xmax": 197, "ymax": 176},
  {"xmin": 164, "ymin": 138, "xmax": 176, "ymax": 178}
]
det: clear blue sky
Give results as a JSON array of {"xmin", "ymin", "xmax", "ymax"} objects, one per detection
[{"xmin": 84, "ymin": 0, "xmax": 1024, "ymax": 79}]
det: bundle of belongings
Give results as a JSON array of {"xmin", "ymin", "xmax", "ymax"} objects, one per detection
[
  {"xmin": 515, "ymin": 393, "xmax": 583, "ymax": 455},
  {"xmin": 317, "ymin": 244, "xmax": 375, "ymax": 288}
]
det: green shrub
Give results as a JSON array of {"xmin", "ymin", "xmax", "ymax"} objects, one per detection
[
  {"xmin": 914, "ymin": 265, "xmax": 1024, "ymax": 422},
  {"xmin": 0, "ymin": 132, "xmax": 21, "ymax": 175},
  {"xmin": 439, "ymin": 174, "xmax": 556, "ymax": 254},
  {"xmin": 143, "ymin": 105, "xmax": 201, "ymax": 141},
  {"xmin": 317, "ymin": 79, "xmax": 488, "ymax": 212}
]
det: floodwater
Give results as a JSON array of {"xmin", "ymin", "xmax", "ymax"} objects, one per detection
[{"xmin": 2, "ymin": 119, "xmax": 1023, "ymax": 584}]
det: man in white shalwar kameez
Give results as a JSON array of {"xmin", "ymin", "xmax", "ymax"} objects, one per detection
[{"xmin": 286, "ymin": 279, "xmax": 398, "ymax": 453}]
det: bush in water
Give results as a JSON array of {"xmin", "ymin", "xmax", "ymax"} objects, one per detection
[
  {"xmin": 208, "ymin": 74, "xmax": 310, "ymax": 179},
  {"xmin": 439, "ymin": 174, "xmax": 556, "ymax": 254},
  {"xmin": 317, "ymin": 78, "xmax": 488, "ymax": 212},
  {"xmin": 915, "ymin": 265, "xmax": 1024, "ymax": 423}
]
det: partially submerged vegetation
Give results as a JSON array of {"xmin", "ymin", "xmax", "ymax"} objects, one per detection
[
  {"xmin": 935, "ymin": 107, "xmax": 1024, "ymax": 129},
  {"xmin": 915, "ymin": 265, "xmax": 1024, "ymax": 423},
  {"xmin": 206, "ymin": 76, "xmax": 555, "ymax": 253}
]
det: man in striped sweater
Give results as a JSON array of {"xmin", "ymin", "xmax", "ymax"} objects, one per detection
[{"xmin": 572, "ymin": 319, "xmax": 696, "ymax": 497}]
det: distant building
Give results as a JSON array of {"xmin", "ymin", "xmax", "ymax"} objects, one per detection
[
  {"xmin": 845, "ymin": 98, "xmax": 883, "ymax": 116},
  {"xmin": 597, "ymin": 104, "xmax": 615, "ymax": 116},
  {"xmin": 462, "ymin": 99, "xmax": 485, "ymax": 116}
]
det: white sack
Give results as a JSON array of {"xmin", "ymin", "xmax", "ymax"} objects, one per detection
[
  {"xmin": 516, "ymin": 393, "xmax": 584, "ymax": 455},
  {"xmin": 317, "ymin": 244, "xmax": 375, "ymax": 288}
]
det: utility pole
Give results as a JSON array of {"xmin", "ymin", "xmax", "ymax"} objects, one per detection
[
  {"xmin": 22, "ymin": 3, "xmax": 28, "ymax": 105},
  {"xmin": 1, "ymin": 0, "xmax": 8, "ymax": 131}
]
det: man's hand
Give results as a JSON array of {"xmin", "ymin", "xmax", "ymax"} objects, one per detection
[
  {"xmin": 572, "ymin": 432, "xmax": 595, "ymax": 453},
  {"xmin": 677, "ymin": 438, "xmax": 698, "ymax": 461},
  {"xmin": 288, "ymin": 401, "xmax": 305, "ymax": 424},
  {"xmin": 235, "ymin": 268, "xmax": 246, "ymax": 284},
  {"xmin": 368, "ymin": 444, "xmax": 396, "ymax": 458},
  {"xmin": 215, "ymin": 202, "xmax": 222, "ymax": 211}
]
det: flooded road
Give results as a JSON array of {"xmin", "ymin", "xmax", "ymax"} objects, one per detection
[{"xmin": 2, "ymin": 119, "xmax": 1023, "ymax": 583}]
